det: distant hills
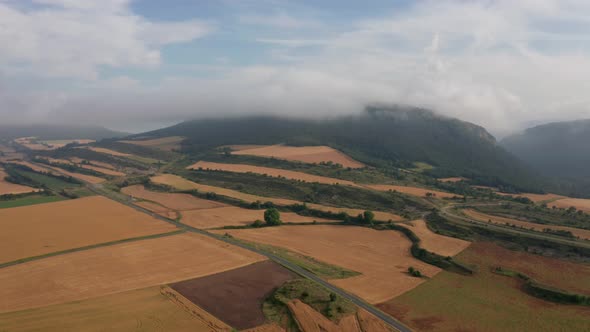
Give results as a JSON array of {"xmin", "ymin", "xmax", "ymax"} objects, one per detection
[
  {"xmin": 0, "ymin": 124, "xmax": 127, "ymax": 140},
  {"xmin": 140, "ymin": 106, "xmax": 542, "ymax": 192},
  {"xmin": 502, "ymin": 119, "xmax": 590, "ymax": 197}
]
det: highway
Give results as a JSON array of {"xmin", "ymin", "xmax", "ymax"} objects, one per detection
[{"xmin": 88, "ymin": 184, "xmax": 413, "ymax": 332}]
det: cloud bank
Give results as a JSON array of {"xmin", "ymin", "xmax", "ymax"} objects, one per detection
[{"xmin": 2, "ymin": 0, "xmax": 590, "ymax": 135}]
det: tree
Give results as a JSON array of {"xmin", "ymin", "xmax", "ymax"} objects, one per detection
[
  {"xmin": 329, "ymin": 293, "xmax": 337, "ymax": 302},
  {"xmin": 363, "ymin": 210, "xmax": 375, "ymax": 224},
  {"xmin": 252, "ymin": 220, "xmax": 263, "ymax": 228},
  {"xmin": 264, "ymin": 208, "xmax": 282, "ymax": 226}
]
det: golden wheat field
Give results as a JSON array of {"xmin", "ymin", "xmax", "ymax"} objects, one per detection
[
  {"xmin": 0, "ymin": 232, "xmax": 265, "ymax": 313},
  {"xmin": 0, "ymin": 196, "xmax": 176, "ymax": 264},
  {"xmin": 231, "ymin": 145, "xmax": 365, "ymax": 168}
]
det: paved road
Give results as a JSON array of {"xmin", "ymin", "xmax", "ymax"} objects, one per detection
[
  {"xmin": 88, "ymin": 184, "xmax": 412, "ymax": 332},
  {"xmin": 440, "ymin": 204, "xmax": 590, "ymax": 249}
]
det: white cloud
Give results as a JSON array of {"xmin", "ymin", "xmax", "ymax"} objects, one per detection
[
  {"xmin": 0, "ymin": 0, "xmax": 212, "ymax": 79},
  {"xmin": 3, "ymin": 0, "xmax": 590, "ymax": 136}
]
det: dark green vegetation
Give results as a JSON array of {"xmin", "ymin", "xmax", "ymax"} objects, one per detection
[
  {"xmin": 36, "ymin": 147, "xmax": 150, "ymax": 170},
  {"xmin": 3, "ymin": 164, "xmax": 82, "ymax": 191},
  {"xmin": 427, "ymin": 211, "xmax": 590, "ymax": 263},
  {"xmin": 178, "ymin": 169, "xmax": 428, "ymax": 217},
  {"xmin": 493, "ymin": 267, "xmax": 590, "ymax": 306},
  {"xmin": 264, "ymin": 279, "xmax": 356, "ymax": 324},
  {"xmin": 140, "ymin": 106, "xmax": 543, "ymax": 192},
  {"xmin": 229, "ymin": 237, "xmax": 361, "ymax": 280},
  {"xmin": 0, "ymin": 124, "xmax": 126, "ymax": 140},
  {"xmin": 472, "ymin": 202, "xmax": 590, "ymax": 230},
  {"xmin": 0, "ymin": 194, "xmax": 65, "ymax": 209},
  {"xmin": 264, "ymin": 207, "xmax": 282, "ymax": 226},
  {"xmin": 502, "ymin": 119, "xmax": 590, "ymax": 197},
  {"xmin": 93, "ymin": 140, "xmax": 177, "ymax": 162},
  {"xmin": 375, "ymin": 220, "xmax": 474, "ymax": 274}
]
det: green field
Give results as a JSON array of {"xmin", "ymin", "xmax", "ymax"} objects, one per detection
[
  {"xmin": 0, "ymin": 195, "xmax": 65, "ymax": 209},
  {"xmin": 15, "ymin": 170, "xmax": 81, "ymax": 191},
  {"xmin": 380, "ymin": 242, "xmax": 590, "ymax": 331}
]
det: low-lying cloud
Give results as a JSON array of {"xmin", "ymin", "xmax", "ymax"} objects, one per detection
[{"xmin": 2, "ymin": 0, "xmax": 590, "ymax": 136}]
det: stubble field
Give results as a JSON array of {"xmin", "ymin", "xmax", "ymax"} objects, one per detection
[
  {"xmin": 231, "ymin": 145, "xmax": 365, "ymax": 168},
  {"xmin": 0, "ymin": 232, "xmax": 265, "ymax": 313},
  {"xmin": 0, "ymin": 196, "xmax": 176, "ymax": 264},
  {"xmin": 0, "ymin": 168, "xmax": 39, "ymax": 195},
  {"xmin": 216, "ymin": 225, "xmax": 441, "ymax": 304}
]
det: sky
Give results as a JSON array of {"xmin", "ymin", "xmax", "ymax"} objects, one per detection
[{"xmin": 1, "ymin": 0, "xmax": 590, "ymax": 135}]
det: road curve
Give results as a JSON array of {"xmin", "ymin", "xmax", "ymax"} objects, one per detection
[{"xmin": 88, "ymin": 184, "xmax": 412, "ymax": 332}]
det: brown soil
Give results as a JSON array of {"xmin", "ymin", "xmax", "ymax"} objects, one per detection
[
  {"xmin": 0, "ymin": 196, "xmax": 176, "ymax": 264},
  {"xmin": 0, "ymin": 233, "xmax": 265, "ymax": 313},
  {"xmin": 216, "ymin": 225, "xmax": 441, "ymax": 304},
  {"xmin": 188, "ymin": 161, "xmax": 360, "ymax": 187},
  {"xmin": 171, "ymin": 260, "xmax": 296, "ymax": 330},
  {"xmin": 84, "ymin": 146, "xmax": 131, "ymax": 157},
  {"xmin": 182, "ymin": 206, "xmax": 334, "ymax": 229},
  {"xmin": 0, "ymin": 168, "xmax": 39, "ymax": 195},
  {"xmin": 365, "ymin": 185, "xmax": 456, "ymax": 198},
  {"xmin": 551, "ymin": 198, "xmax": 590, "ymax": 213},
  {"xmin": 464, "ymin": 209, "xmax": 590, "ymax": 240},
  {"xmin": 231, "ymin": 145, "xmax": 365, "ymax": 168},
  {"xmin": 122, "ymin": 185, "xmax": 227, "ymax": 211},
  {"xmin": 400, "ymin": 220, "xmax": 471, "ymax": 257},
  {"xmin": 119, "ymin": 136, "xmax": 184, "ymax": 151},
  {"xmin": 151, "ymin": 174, "xmax": 402, "ymax": 221},
  {"xmin": 356, "ymin": 309, "xmax": 395, "ymax": 332},
  {"xmin": 438, "ymin": 177, "xmax": 467, "ymax": 183}
]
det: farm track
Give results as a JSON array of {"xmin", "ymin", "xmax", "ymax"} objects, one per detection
[{"xmin": 85, "ymin": 183, "xmax": 413, "ymax": 332}]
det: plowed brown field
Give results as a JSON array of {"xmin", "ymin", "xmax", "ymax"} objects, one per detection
[
  {"xmin": 122, "ymin": 185, "xmax": 227, "ymax": 211},
  {"xmin": 182, "ymin": 206, "xmax": 333, "ymax": 229},
  {"xmin": 0, "ymin": 233, "xmax": 265, "ymax": 313},
  {"xmin": 464, "ymin": 209, "xmax": 590, "ymax": 240},
  {"xmin": 551, "ymin": 198, "xmax": 590, "ymax": 213},
  {"xmin": 217, "ymin": 225, "xmax": 440, "ymax": 304},
  {"xmin": 152, "ymin": 174, "xmax": 402, "ymax": 222},
  {"xmin": 231, "ymin": 145, "xmax": 365, "ymax": 168},
  {"xmin": 188, "ymin": 161, "xmax": 359, "ymax": 187},
  {"xmin": 365, "ymin": 184, "xmax": 455, "ymax": 198},
  {"xmin": 401, "ymin": 220, "xmax": 470, "ymax": 257},
  {"xmin": 0, "ymin": 196, "xmax": 176, "ymax": 264},
  {"xmin": 119, "ymin": 136, "xmax": 184, "ymax": 151},
  {"xmin": 171, "ymin": 260, "xmax": 296, "ymax": 330},
  {"xmin": 0, "ymin": 286, "xmax": 232, "ymax": 332},
  {"xmin": 0, "ymin": 168, "xmax": 39, "ymax": 195}
]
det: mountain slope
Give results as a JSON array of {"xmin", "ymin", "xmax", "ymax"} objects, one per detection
[
  {"xmin": 141, "ymin": 106, "xmax": 542, "ymax": 192},
  {"xmin": 502, "ymin": 119, "xmax": 590, "ymax": 178}
]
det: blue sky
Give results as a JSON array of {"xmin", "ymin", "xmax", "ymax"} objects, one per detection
[{"xmin": 1, "ymin": 0, "xmax": 590, "ymax": 134}]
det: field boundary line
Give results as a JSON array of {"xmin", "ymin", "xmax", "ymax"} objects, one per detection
[{"xmin": 0, "ymin": 230, "xmax": 185, "ymax": 269}]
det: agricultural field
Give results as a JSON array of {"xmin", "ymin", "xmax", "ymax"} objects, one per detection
[
  {"xmin": 0, "ymin": 232, "xmax": 265, "ymax": 313},
  {"xmin": 463, "ymin": 209, "xmax": 590, "ymax": 240},
  {"xmin": 438, "ymin": 177, "xmax": 467, "ymax": 183},
  {"xmin": 7, "ymin": 168, "xmax": 81, "ymax": 191},
  {"xmin": 188, "ymin": 161, "xmax": 359, "ymax": 187},
  {"xmin": 0, "ymin": 286, "xmax": 232, "ymax": 332},
  {"xmin": 230, "ymin": 144, "xmax": 365, "ymax": 168},
  {"xmin": 39, "ymin": 139, "xmax": 95, "ymax": 148},
  {"xmin": 217, "ymin": 225, "xmax": 441, "ymax": 304},
  {"xmin": 0, "ymin": 196, "xmax": 176, "ymax": 264},
  {"xmin": 400, "ymin": 219, "xmax": 471, "ymax": 257},
  {"xmin": 171, "ymin": 261, "xmax": 296, "ymax": 330},
  {"xmin": 119, "ymin": 136, "xmax": 185, "ymax": 151},
  {"xmin": 380, "ymin": 242, "xmax": 590, "ymax": 331},
  {"xmin": 151, "ymin": 174, "xmax": 403, "ymax": 221},
  {"xmin": 365, "ymin": 184, "xmax": 456, "ymax": 198},
  {"xmin": 0, "ymin": 194, "xmax": 65, "ymax": 209},
  {"xmin": 122, "ymin": 185, "xmax": 226, "ymax": 211},
  {"xmin": 182, "ymin": 206, "xmax": 333, "ymax": 229},
  {"xmin": 551, "ymin": 198, "xmax": 590, "ymax": 213},
  {"xmin": 0, "ymin": 167, "xmax": 39, "ymax": 195},
  {"xmin": 43, "ymin": 164, "xmax": 105, "ymax": 184},
  {"xmin": 79, "ymin": 163, "xmax": 125, "ymax": 176},
  {"xmin": 83, "ymin": 146, "xmax": 132, "ymax": 157}
]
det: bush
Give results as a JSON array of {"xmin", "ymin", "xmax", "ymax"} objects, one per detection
[{"xmin": 252, "ymin": 219, "xmax": 263, "ymax": 228}]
